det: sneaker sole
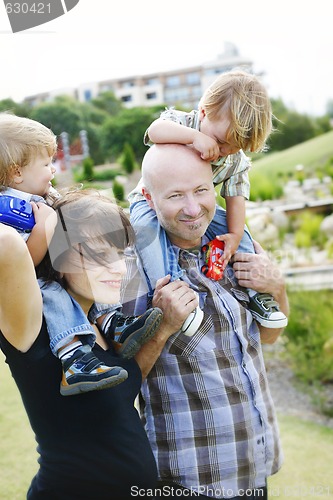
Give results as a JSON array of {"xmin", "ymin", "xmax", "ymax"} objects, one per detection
[
  {"xmin": 252, "ymin": 313, "xmax": 288, "ymax": 329},
  {"xmin": 117, "ymin": 309, "xmax": 163, "ymax": 359},
  {"xmin": 60, "ymin": 368, "xmax": 128, "ymax": 396},
  {"xmin": 181, "ymin": 306, "xmax": 204, "ymax": 336}
]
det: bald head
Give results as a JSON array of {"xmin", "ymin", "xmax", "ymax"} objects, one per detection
[
  {"xmin": 142, "ymin": 144, "xmax": 213, "ymax": 194},
  {"xmin": 141, "ymin": 144, "xmax": 216, "ymax": 248}
]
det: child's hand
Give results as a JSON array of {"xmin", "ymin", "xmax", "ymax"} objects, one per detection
[
  {"xmin": 31, "ymin": 202, "xmax": 57, "ymax": 237},
  {"xmin": 216, "ymin": 233, "xmax": 242, "ymax": 269},
  {"xmin": 192, "ymin": 132, "xmax": 220, "ymax": 162}
]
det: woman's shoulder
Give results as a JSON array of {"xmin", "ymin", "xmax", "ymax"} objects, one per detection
[{"xmin": 0, "ymin": 317, "xmax": 50, "ymax": 362}]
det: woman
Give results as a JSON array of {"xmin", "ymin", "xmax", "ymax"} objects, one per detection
[{"xmin": 0, "ymin": 190, "xmax": 165, "ymax": 499}]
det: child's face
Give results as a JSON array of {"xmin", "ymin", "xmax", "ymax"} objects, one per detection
[
  {"xmin": 199, "ymin": 111, "xmax": 240, "ymax": 157},
  {"xmin": 14, "ymin": 150, "xmax": 56, "ymax": 197}
]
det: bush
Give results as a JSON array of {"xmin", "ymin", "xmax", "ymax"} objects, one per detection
[
  {"xmin": 112, "ymin": 179, "xmax": 125, "ymax": 202},
  {"xmin": 248, "ymin": 174, "xmax": 284, "ymax": 201},
  {"xmin": 285, "ymin": 289, "xmax": 333, "ymax": 384},
  {"xmin": 81, "ymin": 157, "xmax": 94, "ymax": 181},
  {"xmin": 293, "ymin": 212, "xmax": 327, "ymax": 249},
  {"xmin": 120, "ymin": 143, "xmax": 136, "ymax": 174}
]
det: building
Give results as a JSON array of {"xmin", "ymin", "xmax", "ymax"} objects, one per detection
[{"xmin": 24, "ymin": 42, "xmax": 253, "ymax": 110}]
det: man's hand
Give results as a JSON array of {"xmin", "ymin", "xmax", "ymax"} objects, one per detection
[
  {"xmin": 152, "ymin": 275, "xmax": 198, "ymax": 334},
  {"xmin": 231, "ymin": 241, "xmax": 285, "ymax": 299},
  {"xmin": 135, "ymin": 276, "xmax": 199, "ymax": 379}
]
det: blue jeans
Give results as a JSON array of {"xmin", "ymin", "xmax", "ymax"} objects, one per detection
[
  {"xmin": 130, "ymin": 200, "xmax": 254, "ymax": 294},
  {"xmin": 39, "ymin": 281, "xmax": 121, "ymax": 357}
]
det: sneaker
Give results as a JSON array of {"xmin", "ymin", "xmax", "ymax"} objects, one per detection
[
  {"xmin": 60, "ymin": 345, "xmax": 128, "ymax": 396},
  {"xmin": 103, "ymin": 308, "xmax": 163, "ymax": 359},
  {"xmin": 248, "ymin": 292, "xmax": 288, "ymax": 329},
  {"xmin": 181, "ymin": 293, "xmax": 204, "ymax": 337}
]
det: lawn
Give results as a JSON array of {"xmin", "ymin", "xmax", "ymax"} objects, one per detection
[
  {"xmin": 1, "ymin": 351, "xmax": 333, "ymax": 499},
  {"xmin": 253, "ymin": 130, "xmax": 333, "ymax": 176},
  {"xmin": 248, "ymin": 130, "xmax": 333, "ymax": 200},
  {"xmin": 0, "ymin": 351, "xmax": 37, "ymax": 500}
]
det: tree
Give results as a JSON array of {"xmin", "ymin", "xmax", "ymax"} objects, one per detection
[
  {"xmin": 120, "ymin": 143, "xmax": 136, "ymax": 174},
  {"xmin": 268, "ymin": 98, "xmax": 330, "ymax": 151},
  {"xmin": 0, "ymin": 98, "xmax": 31, "ymax": 117},
  {"xmin": 30, "ymin": 96, "xmax": 107, "ymax": 164},
  {"xmin": 91, "ymin": 91, "xmax": 123, "ymax": 116},
  {"xmin": 112, "ymin": 179, "xmax": 125, "ymax": 202},
  {"xmin": 30, "ymin": 98, "xmax": 83, "ymax": 138},
  {"xmin": 101, "ymin": 106, "xmax": 164, "ymax": 161}
]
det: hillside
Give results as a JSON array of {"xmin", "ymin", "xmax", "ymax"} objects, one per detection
[{"xmin": 251, "ymin": 130, "xmax": 333, "ymax": 177}]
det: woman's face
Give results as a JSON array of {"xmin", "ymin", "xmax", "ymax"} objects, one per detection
[{"xmin": 62, "ymin": 241, "xmax": 127, "ymax": 307}]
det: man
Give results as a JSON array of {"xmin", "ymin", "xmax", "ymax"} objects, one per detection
[{"xmin": 132, "ymin": 144, "xmax": 288, "ymax": 499}]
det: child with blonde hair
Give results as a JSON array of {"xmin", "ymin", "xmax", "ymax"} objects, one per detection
[
  {"xmin": 130, "ymin": 70, "xmax": 287, "ymax": 332},
  {"xmin": 0, "ymin": 112, "xmax": 162, "ymax": 395}
]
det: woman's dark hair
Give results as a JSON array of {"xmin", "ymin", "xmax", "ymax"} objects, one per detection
[{"xmin": 37, "ymin": 189, "xmax": 134, "ymax": 285}]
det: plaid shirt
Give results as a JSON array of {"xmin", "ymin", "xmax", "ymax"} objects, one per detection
[
  {"xmin": 123, "ymin": 243, "xmax": 282, "ymax": 498},
  {"xmin": 144, "ymin": 108, "xmax": 251, "ymax": 200}
]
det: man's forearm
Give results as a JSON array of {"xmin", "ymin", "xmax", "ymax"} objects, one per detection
[{"xmin": 135, "ymin": 324, "xmax": 175, "ymax": 380}]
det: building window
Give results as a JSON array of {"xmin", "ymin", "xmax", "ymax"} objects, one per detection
[
  {"xmin": 122, "ymin": 81, "xmax": 134, "ymax": 88},
  {"xmin": 99, "ymin": 84, "xmax": 114, "ymax": 93},
  {"xmin": 191, "ymin": 85, "xmax": 203, "ymax": 99},
  {"xmin": 145, "ymin": 78, "xmax": 159, "ymax": 86},
  {"xmin": 146, "ymin": 92, "xmax": 157, "ymax": 100},
  {"xmin": 186, "ymin": 72, "xmax": 200, "ymax": 85},
  {"xmin": 166, "ymin": 75, "xmax": 180, "ymax": 87},
  {"xmin": 165, "ymin": 87, "xmax": 190, "ymax": 101},
  {"xmin": 121, "ymin": 95, "xmax": 132, "ymax": 102}
]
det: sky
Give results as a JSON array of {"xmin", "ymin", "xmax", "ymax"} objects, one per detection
[{"xmin": 0, "ymin": 0, "xmax": 332, "ymax": 116}]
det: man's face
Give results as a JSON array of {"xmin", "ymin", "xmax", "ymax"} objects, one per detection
[{"xmin": 144, "ymin": 151, "xmax": 216, "ymax": 248}]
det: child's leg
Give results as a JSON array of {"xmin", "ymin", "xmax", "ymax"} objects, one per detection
[
  {"xmin": 206, "ymin": 205, "xmax": 254, "ymax": 253},
  {"xmin": 130, "ymin": 200, "xmax": 201, "ymax": 338},
  {"xmin": 88, "ymin": 300, "xmax": 164, "ymax": 360},
  {"xmin": 205, "ymin": 206, "xmax": 288, "ymax": 329},
  {"xmin": 39, "ymin": 279, "xmax": 96, "ymax": 355},
  {"xmin": 130, "ymin": 200, "xmax": 183, "ymax": 293},
  {"xmin": 39, "ymin": 280, "xmax": 128, "ymax": 395}
]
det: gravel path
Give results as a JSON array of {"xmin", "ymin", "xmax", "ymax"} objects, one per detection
[{"xmin": 263, "ymin": 342, "xmax": 333, "ymax": 429}]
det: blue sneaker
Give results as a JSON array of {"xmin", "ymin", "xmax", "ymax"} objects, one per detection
[
  {"xmin": 102, "ymin": 308, "xmax": 163, "ymax": 359},
  {"xmin": 60, "ymin": 345, "xmax": 128, "ymax": 396}
]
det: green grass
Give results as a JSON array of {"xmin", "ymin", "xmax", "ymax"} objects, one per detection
[
  {"xmin": 0, "ymin": 351, "xmax": 37, "ymax": 500},
  {"xmin": 253, "ymin": 130, "xmax": 333, "ymax": 175},
  {"xmin": 249, "ymin": 130, "xmax": 333, "ymax": 199},
  {"xmin": 268, "ymin": 415, "xmax": 333, "ymax": 498},
  {"xmin": 1, "ymin": 352, "xmax": 333, "ymax": 499}
]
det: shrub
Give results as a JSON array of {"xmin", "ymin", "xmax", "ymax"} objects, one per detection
[
  {"xmin": 249, "ymin": 174, "xmax": 284, "ymax": 201},
  {"xmin": 120, "ymin": 142, "xmax": 136, "ymax": 174},
  {"xmin": 81, "ymin": 157, "xmax": 94, "ymax": 181},
  {"xmin": 293, "ymin": 212, "xmax": 327, "ymax": 249},
  {"xmin": 285, "ymin": 289, "xmax": 333, "ymax": 384},
  {"xmin": 112, "ymin": 179, "xmax": 125, "ymax": 202}
]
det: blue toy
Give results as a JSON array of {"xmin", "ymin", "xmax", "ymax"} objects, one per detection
[{"xmin": 0, "ymin": 195, "xmax": 35, "ymax": 232}]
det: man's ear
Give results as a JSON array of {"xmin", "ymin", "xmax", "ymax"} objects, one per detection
[
  {"xmin": 142, "ymin": 187, "xmax": 154, "ymax": 209},
  {"xmin": 9, "ymin": 165, "xmax": 24, "ymax": 186}
]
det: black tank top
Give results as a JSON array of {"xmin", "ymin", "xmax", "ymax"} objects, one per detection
[{"xmin": 0, "ymin": 318, "xmax": 157, "ymax": 499}]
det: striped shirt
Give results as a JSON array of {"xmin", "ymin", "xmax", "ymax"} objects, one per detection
[
  {"xmin": 124, "ymin": 242, "xmax": 283, "ymax": 498},
  {"xmin": 144, "ymin": 108, "xmax": 251, "ymax": 199}
]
